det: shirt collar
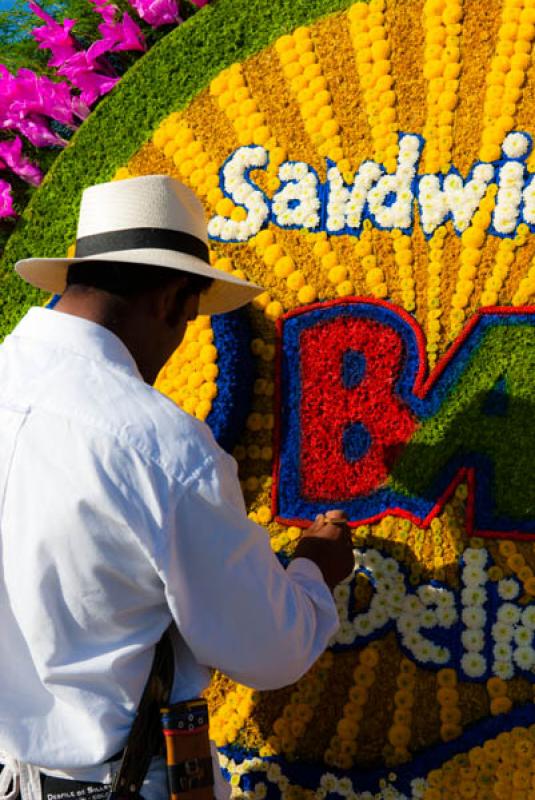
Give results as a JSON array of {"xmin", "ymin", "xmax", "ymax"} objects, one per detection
[{"xmin": 10, "ymin": 307, "xmax": 144, "ymax": 381}]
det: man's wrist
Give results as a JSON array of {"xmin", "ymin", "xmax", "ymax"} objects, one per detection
[{"xmin": 292, "ymin": 538, "xmax": 337, "ymax": 591}]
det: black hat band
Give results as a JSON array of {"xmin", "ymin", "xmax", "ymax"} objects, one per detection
[{"xmin": 75, "ymin": 227, "xmax": 210, "ymax": 264}]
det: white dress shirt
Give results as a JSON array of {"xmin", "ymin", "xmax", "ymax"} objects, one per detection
[{"xmin": 0, "ymin": 308, "xmax": 338, "ymax": 790}]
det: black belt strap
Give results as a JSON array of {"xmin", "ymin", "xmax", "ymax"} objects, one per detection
[{"xmin": 108, "ymin": 629, "xmax": 175, "ymax": 800}]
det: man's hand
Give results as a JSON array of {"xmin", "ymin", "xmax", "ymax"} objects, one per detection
[{"xmin": 293, "ymin": 510, "xmax": 354, "ymax": 592}]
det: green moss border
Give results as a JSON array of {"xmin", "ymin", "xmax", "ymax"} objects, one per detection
[{"xmin": 0, "ymin": 0, "xmax": 356, "ymax": 339}]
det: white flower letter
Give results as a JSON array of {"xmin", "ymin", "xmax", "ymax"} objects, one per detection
[
  {"xmin": 208, "ymin": 146, "xmax": 270, "ymax": 242},
  {"xmin": 367, "ymin": 134, "xmax": 422, "ymax": 231},
  {"xmin": 325, "ymin": 160, "xmax": 383, "ymax": 233},
  {"xmin": 272, "ymin": 162, "xmax": 320, "ymax": 230}
]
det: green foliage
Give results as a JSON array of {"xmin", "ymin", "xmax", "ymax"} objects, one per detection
[
  {"xmin": 0, "ymin": 0, "xmax": 355, "ymax": 339},
  {"xmin": 390, "ymin": 326, "xmax": 535, "ymax": 519}
]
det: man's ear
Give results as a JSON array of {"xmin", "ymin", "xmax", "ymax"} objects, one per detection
[{"xmin": 154, "ymin": 277, "xmax": 188, "ymax": 327}]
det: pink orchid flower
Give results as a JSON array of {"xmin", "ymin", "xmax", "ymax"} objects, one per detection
[
  {"xmin": 0, "ymin": 67, "xmax": 84, "ymax": 146},
  {"xmin": 128, "ymin": 0, "xmax": 181, "ymax": 28},
  {"xmin": 91, "ymin": 0, "xmax": 117, "ymax": 25},
  {"xmin": 90, "ymin": 1, "xmax": 146, "ymax": 52},
  {"xmin": 0, "ymin": 137, "xmax": 43, "ymax": 186},
  {"xmin": 29, "ymin": 2, "xmax": 78, "ymax": 68},
  {"xmin": 0, "ymin": 179, "xmax": 16, "ymax": 218},
  {"xmin": 189, "ymin": 0, "xmax": 209, "ymax": 7},
  {"xmin": 57, "ymin": 52, "xmax": 120, "ymax": 107}
]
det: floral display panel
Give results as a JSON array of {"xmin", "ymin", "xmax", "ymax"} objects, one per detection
[{"xmin": 7, "ymin": 0, "xmax": 535, "ymax": 797}]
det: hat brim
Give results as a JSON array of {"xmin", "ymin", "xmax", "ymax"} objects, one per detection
[{"xmin": 15, "ymin": 249, "xmax": 264, "ymax": 316}]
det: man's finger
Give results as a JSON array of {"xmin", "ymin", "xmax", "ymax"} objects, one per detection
[{"xmin": 325, "ymin": 509, "xmax": 347, "ymax": 521}]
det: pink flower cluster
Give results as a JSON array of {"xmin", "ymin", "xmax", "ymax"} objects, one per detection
[
  {"xmin": 31, "ymin": 1, "xmax": 146, "ymax": 106},
  {"xmin": 128, "ymin": 0, "xmax": 181, "ymax": 27},
  {"xmin": 126, "ymin": 0, "xmax": 207, "ymax": 27},
  {"xmin": 0, "ymin": 65, "xmax": 86, "ymax": 216},
  {"xmin": 0, "ymin": 0, "xmax": 211, "ymax": 219}
]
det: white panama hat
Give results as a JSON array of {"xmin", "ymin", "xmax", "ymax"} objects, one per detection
[{"xmin": 15, "ymin": 174, "xmax": 264, "ymax": 316}]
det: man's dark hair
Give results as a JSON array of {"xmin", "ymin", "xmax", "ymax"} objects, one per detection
[{"xmin": 66, "ymin": 260, "xmax": 213, "ymax": 299}]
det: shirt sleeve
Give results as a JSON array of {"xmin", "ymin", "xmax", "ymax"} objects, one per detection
[{"xmin": 156, "ymin": 449, "xmax": 339, "ymax": 690}]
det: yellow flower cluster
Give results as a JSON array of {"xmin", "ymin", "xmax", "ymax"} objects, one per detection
[
  {"xmin": 429, "ymin": 516, "xmax": 446, "ymax": 574},
  {"xmin": 249, "ymin": 229, "xmax": 318, "ymax": 313},
  {"xmin": 479, "ymin": 0, "xmax": 535, "ymax": 163},
  {"xmin": 209, "ymin": 684, "xmax": 257, "ymax": 747},
  {"xmin": 423, "ymin": 725, "xmax": 535, "ymax": 800},
  {"xmin": 422, "ymin": 0, "xmax": 463, "ymax": 174},
  {"xmin": 487, "ymin": 676, "xmax": 513, "ymax": 716},
  {"xmin": 239, "ymin": 469, "xmax": 273, "ymax": 498},
  {"xmin": 154, "ymin": 316, "xmax": 218, "ymax": 421},
  {"xmin": 209, "ymin": 64, "xmax": 283, "ymax": 193},
  {"xmin": 325, "ymin": 645, "xmax": 380, "ymax": 770},
  {"xmin": 392, "ymin": 230, "xmax": 416, "ymax": 312},
  {"xmin": 481, "ymin": 224, "xmax": 528, "ymax": 306},
  {"xmin": 498, "ymin": 539, "xmax": 535, "ymax": 595},
  {"xmin": 426, "ymin": 228, "xmax": 446, "ymax": 367},
  {"xmin": 309, "ymin": 231, "xmax": 353, "ymax": 297},
  {"xmin": 449, "ymin": 185, "xmax": 497, "ymax": 336},
  {"xmin": 348, "ymin": 0, "xmax": 398, "ymax": 170},
  {"xmin": 152, "ymin": 115, "xmax": 222, "ymax": 207},
  {"xmin": 357, "ymin": 225, "xmax": 388, "ymax": 299},
  {"xmin": 275, "ymin": 27, "xmax": 346, "ymax": 168},
  {"xmin": 374, "ymin": 515, "xmax": 450, "ymax": 581},
  {"xmin": 271, "ymin": 525, "xmax": 302, "ymax": 553},
  {"xmin": 209, "ymin": 253, "xmax": 254, "ymax": 292},
  {"xmin": 112, "ymin": 166, "xmax": 132, "ymax": 181},
  {"xmin": 436, "ymin": 668, "xmax": 462, "ymax": 741},
  {"xmin": 513, "ymin": 248, "xmax": 535, "ymax": 304},
  {"xmin": 266, "ymin": 651, "xmax": 334, "ymax": 756},
  {"xmin": 384, "ymin": 657, "xmax": 415, "ymax": 765}
]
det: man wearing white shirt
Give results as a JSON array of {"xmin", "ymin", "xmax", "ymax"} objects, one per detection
[{"xmin": 0, "ymin": 176, "xmax": 354, "ymax": 800}]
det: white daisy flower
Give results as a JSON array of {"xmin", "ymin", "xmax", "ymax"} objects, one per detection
[
  {"xmin": 493, "ymin": 642, "xmax": 512, "ymax": 662},
  {"xmin": 421, "ymin": 610, "xmax": 437, "ymax": 628},
  {"xmin": 522, "ymin": 607, "xmax": 535, "ymax": 630},
  {"xmin": 384, "ymin": 559, "xmax": 400, "ymax": 576},
  {"xmin": 402, "ymin": 632, "xmax": 424, "ymax": 651},
  {"xmin": 461, "ymin": 652, "xmax": 486, "ymax": 678},
  {"xmin": 497, "ymin": 603, "xmax": 521, "ymax": 625},
  {"xmin": 337, "ymin": 778, "xmax": 353, "ymax": 797},
  {"xmin": 413, "ymin": 641, "xmax": 434, "ymax": 662},
  {"xmin": 492, "ymin": 621, "xmax": 514, "ymax": 642},
  {"xmin": 402, "ymin": 595, "xmax": 424, "ymax": 615},
  {"xmin": 353, "ymin": 616, "xmax": 373, "ymax": 637},
  {"xmin": 493, "ymin": 659, "xmax": 514, "ymax": 680},
  {"xmin": 410, "ymin": 778, "xmax": 427, "ymax": 799},
  {"xmin": 475, "ymin": 164, "xmax": 495, "ymax": 182},
  {"xmin": 436, "ymin": 591, "xmax": 455, "ymax": 608},
  {"xmin": 461, "ymin": 628, "xmax": 485, "ymax": 652},
  {"xmin": 461, "ymin": 586, "xmax": 487, "ymax": 607},
  {"xmin": 418, "ymin": 585, "xmax": 441, "ymax": 605},
  {"xmin": 498, "ymin": 578, "xmax": 521, "ymax": 601},
  {"xmin": 436, "ymin": 606, "xmax": 458, "ymax": 627},
  {"xmin": 461, "ymin": 606, "xmax": 486, "ymax": 629},
  {"xmin": 397, "ymin": 615, "xmax": 419, "ymax": 635},
  {"xmin": 462, "ymin": 564, "xmax": 486, "ymax": 586},
  {"xmin": 320, "ymin": 774, "xmax": 338, "ymax": 792},
  {"xmin": 334, "ymin": 585, "xmax": 350, "ymax": 603},
  {"xmin": 369, "ymin": 607, "xmax": 389, "ymax": 628},
  {"xmin": 514, "ymin": 625, "xmax": 533, "ymax": 648},
  {"xmin": 463, "ymin": 548, "xmax": 488, "ymax": 568},
  {"xmin": 513, "ymin": 646, "xmax": 535, "ymax": 670}
]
